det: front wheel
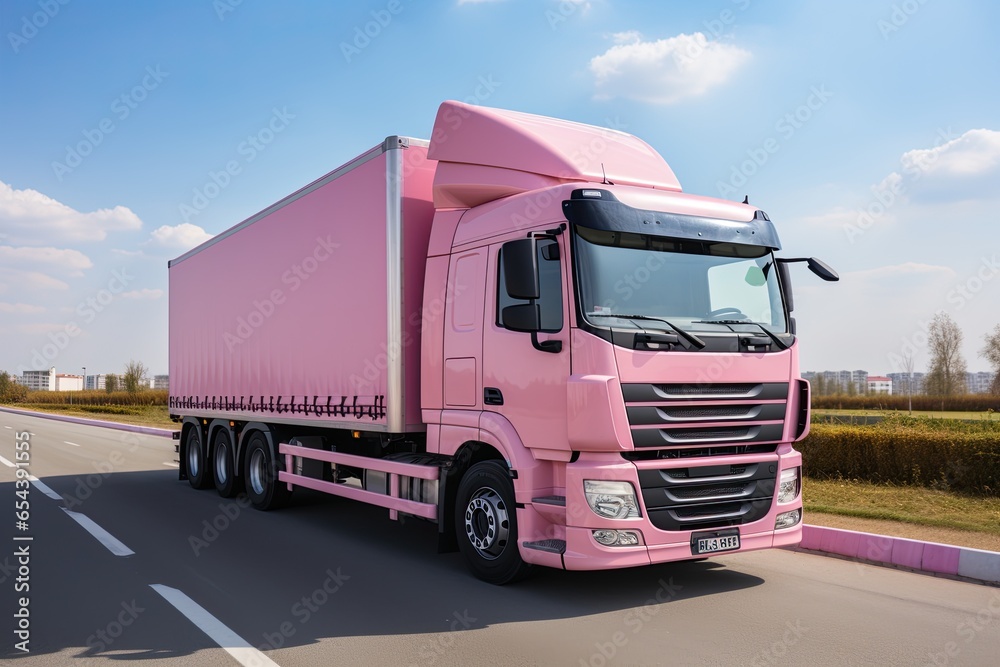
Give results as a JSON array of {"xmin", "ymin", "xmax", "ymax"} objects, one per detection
[
  {"xmin": 455, "ymin": 460, "xmax": 531, "ymax": 585},
  {"xmin": 243, "ymin": 432, "xmax": 291, "ymax": 510}
]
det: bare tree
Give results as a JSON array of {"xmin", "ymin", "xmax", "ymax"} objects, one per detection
[
  {"xmin": 900, "ymin": 351, "xmax": 915, "ymax": 413},
  {"xmin": 105, "ymin": 373, "xmax": 119, "ymax": 393},
  {"xmin": 981, "ymin": 324, "xmax": 1000, "ymax": 395},
  {"xmin": 122, "ymin": 360, "xmax": 149, "ymax": 394},
  {"xmin": 924, "ymin": 313, "xmax": 967, "ymax": 396}
]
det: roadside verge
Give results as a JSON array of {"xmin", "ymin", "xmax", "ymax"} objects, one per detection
[{"xmin": 0, "ymin": 405, "xmax": 177, "ymax": 438}]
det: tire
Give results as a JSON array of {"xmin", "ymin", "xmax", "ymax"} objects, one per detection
[
  {"xmin": 212, "ymin": 429, "xmax": 242, "ymax": 498},
  {"xmin": 185, "ymin": 427, "xmax": 212, "ymax": 490},
  {"xmin": 242, "ymin": 432, "xmax": 291, "ymax": 510},
  {"xmin": 455, "ymin": 460, "xmax": 531, "ymax": 585}
]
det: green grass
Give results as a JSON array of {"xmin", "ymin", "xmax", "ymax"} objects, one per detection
[
  {"xmin": 11, "ymin": 403, "xmax": 177, "ymax": 429},
  {"xmin": 804, "ymin": 477, "xmax": 1000, "ymax": 536},
  {"xmin": 814, "ymin": 408, "xmax": 997, "ymax": 421}
]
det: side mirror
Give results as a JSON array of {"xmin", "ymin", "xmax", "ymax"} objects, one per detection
[
  {"xmin": 501, "ymin": 304, "xmax": 541, "ymax": 333},
  {"xmin": 805, "ymin": 258, "xmax": 839, "ymax": 282},
  {"xmin": 502, "ymin": 238, "xmax": 539, "ymax": 300}
]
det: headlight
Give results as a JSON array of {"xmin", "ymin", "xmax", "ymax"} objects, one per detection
[
  {"xmin": 584, "ymin": 480, "xmax": 641, "ymax": 519},
  {"xmin": 775, "ymin": 509, "xmax": 801, "ymax": 529},
  {"xmin": 777, "ymin": 467, "xmax": 800, "ymax": 504}
]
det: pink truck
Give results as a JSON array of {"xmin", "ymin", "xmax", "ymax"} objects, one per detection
[{"xmin": 169, "ymin": 101, "xmax": 837, "ymax": 584}]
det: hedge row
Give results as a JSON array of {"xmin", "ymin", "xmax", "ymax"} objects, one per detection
[
  {"xmin": 812, "ymin": 394, "xmax": 1000, "ymax": 412},
  {"xmin": 798, "ymin": 415, "xmax": 1000, "ymax": 495},
  {"xmin": 12, "ymin": 389, "xmax": 168, "ymax": 406}
]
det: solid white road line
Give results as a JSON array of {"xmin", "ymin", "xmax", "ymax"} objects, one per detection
[
  {"xmin": 61, "ymin": 509, "xmax": 135, "ymax": 556},
  {"xmin": 163, "ymin": 461, "xmax": 179, "ymax": 468},
  {"xmin": 28, "ymin": 475, "xmax": 63, "ymax": 501},
  {"xmin": 150, "ymin": 585, "xmax": 280, "ymax": 667},
  {"xmin": 64, "ymin": 440, "xmax": 81, "ymax": 447},
  {"xmin": 3, "ymin": 425, "xmax": 11, "ymax": 429},
  {"xmin": 0, "ymin": 455, "xmax": 14, "ymax": 467}
]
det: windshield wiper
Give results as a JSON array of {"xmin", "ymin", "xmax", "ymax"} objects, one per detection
[
  {"xmin": 588, "ymin": 313, "xmax": 706, "ymax": 350},
  {"xmin": 692, "ymin": 319, "xmax": 790, "ymax": 351}
]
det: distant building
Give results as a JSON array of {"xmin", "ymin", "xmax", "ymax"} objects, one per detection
[
  {"xmin": 85, "ymin": 374, "xmax": 107, "ymax": 391},
  {"xmin": 966, "ymin": 371, "xmax": 995, "ymax": 394},
  {"xmin": 867, "ymin": 376, "xmax": 892, "ymax": 394},
  {"xmin": 887, "ymin": 372, "xmax": 925, "ymax": 394},
  {"xmin": 152, "ymin": 374, "xmax": 169, "ymax": 390},
  {"xmin": 55, "ymin": 374, "xmax": 84, "ymax": 391},
  {"xmin": 20, "ymin": 368, "xmax": 55, "ymax": 391}
]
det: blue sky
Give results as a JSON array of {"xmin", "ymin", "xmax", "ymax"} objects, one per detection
[{"xmin": 1, "ymin": 0, "xmax": 998, "ymax": 378}]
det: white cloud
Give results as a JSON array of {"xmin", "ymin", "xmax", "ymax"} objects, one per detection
[
  {"xmin": 0, "ymin": 302, "xmax": 45, "ymax": 314},
  {"xmin": 120, "ymin": 289, "xmax": 163, "ymax": 300},
  {"xmin": 590, "ymin": 32, "xmax": 750, "ymax": 105},
  {"xmin": 146, "ymin": 223, "xmax": 213, "ymax": 251},
  {"xmin": 611, "ymin": 30, "xmax": 642, "ymax": 45},
  {"xmin": 0, "ymin": 245, "xmax": 93, "ymax": 276},
  {"xmin": 0, "ymin": 180, "xmax": 142, "ymax": 244},
  {"xmin": 0, "ymin": 267, "xmax": 69, "ymax": 291}
]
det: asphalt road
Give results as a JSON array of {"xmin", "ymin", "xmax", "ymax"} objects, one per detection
[{"xmin": 2, "ymin": 412, "xmax": 999, "ymax": 666}]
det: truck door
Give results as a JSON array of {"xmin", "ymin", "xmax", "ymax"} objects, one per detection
[{"xmin": 482, "ymin": 236, "xmax": 571, "ymax": 455}]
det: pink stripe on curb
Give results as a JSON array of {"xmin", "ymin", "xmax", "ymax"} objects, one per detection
[
  {"xmin": 798, "ymin": 524, "xmax": 1000, "ymax": 584},
  {"xmin": 0, "ymin": 406, "xmax": 177, "ymax": 438}
]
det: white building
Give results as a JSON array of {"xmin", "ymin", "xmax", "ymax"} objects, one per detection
[
  {"xmin": 152, "ymin": 374, "xmax": 169, "ymax": 390},
  {"xmin": 55, "ymin": 374, "xmax": 84, "ymax": 391},
  {"xmin": 967, "ymin": 371, "xmax": 995, "ymax": 394},
  {"xmin": 867, "ymin": 376, "xmax": 892, "ymax": 395},
  {"xmin": 85, "ymin": 374, "xmax": 107, "ymax": 390},
  {"xmin": 20, "ymin": 368, "xmax": 55, "ymax": 391}
]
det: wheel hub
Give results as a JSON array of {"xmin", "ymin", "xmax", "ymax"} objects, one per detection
[{"xmin": 464, "ymin": 488, "xmax": 509, "ymax": 560}]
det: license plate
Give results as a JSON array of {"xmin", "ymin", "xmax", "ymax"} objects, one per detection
[{"xmin": 691, "ymin": 530, "xmax": 740, "ymax": 555}]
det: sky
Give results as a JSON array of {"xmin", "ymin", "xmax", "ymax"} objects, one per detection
[{"xmin": 1, "ymin": 0, "xmax": 998, "ymax": 378}]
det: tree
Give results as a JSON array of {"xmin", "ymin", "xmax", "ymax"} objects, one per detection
[
  {"xmin": 981, "ymin": 324, "xmax": 1000, "ymax": 395},
  {"xmin": 814, "ymin": 374, "xmax": 827, "ymax": 397},
  {"xmin": 122, "ymin": 360, "xmax": 149, "ymax": 394},
  {"xmin": 924, "ymin": 313, "xmax": 967, "ymax": 396},
  {"xmin": 0, "ymin": 371, "xmax": 28, "ymax": 403},
  {"xmin": 105, "ymin": 373, "xmax": 119, "ymax": 393},
  {"xmin": 900, "ymin": 351, "xmax": 915, "ymax": 413}
]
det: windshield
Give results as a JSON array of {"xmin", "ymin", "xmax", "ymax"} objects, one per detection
[{"xmin": 573, "ymin": 225, "xmax": 787, "ymax": 334}]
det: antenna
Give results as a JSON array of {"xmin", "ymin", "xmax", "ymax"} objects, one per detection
[
  {"xmin": 601, "ymin": 163, "xmax": 610, "ymax": 185},
  {"xmin": 742, "ymin": 195, "xmax": 749, "ymax": 204}
]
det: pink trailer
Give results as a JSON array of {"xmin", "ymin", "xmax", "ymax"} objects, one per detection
[{"xmin": 170, "ymin": 102, "xmax": 837, "ymax": 584}]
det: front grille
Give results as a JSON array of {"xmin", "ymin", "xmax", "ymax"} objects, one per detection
[
  {"xmin": 623, "ymin": 381, "xmax": 789, "ymax": 457},
  {"xmin": 637, "ymin": 462, "xmax": 776, "ymax": 531}
]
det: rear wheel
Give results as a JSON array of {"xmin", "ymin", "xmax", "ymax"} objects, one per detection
[
  {"xmin": 243, "ymin": 432, "xmax": 290, "ymax": 510},
  {"xmin": 455, "ymin": 460, "xmax": 531, "ymax": 585},
  {"xmin": 212, "ymin": 430, "xmax": 241, "ymax": 498},
  {"xmin": 185, "ymin": 427, "xmax": 211, "ymax": 490}
]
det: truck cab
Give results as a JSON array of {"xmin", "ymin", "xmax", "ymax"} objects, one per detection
[{"xmin": 420, "ymin": 101, "xmax": 836, "ymax": 582}]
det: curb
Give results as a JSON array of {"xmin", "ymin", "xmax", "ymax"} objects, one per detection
[
  {"xmin": 0, "ymin": 405, "xmax": 177, "ymax": 439},
  {"xmin": 799, "ymin": 525, "xmax": 1000, "ymax": 585}
]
